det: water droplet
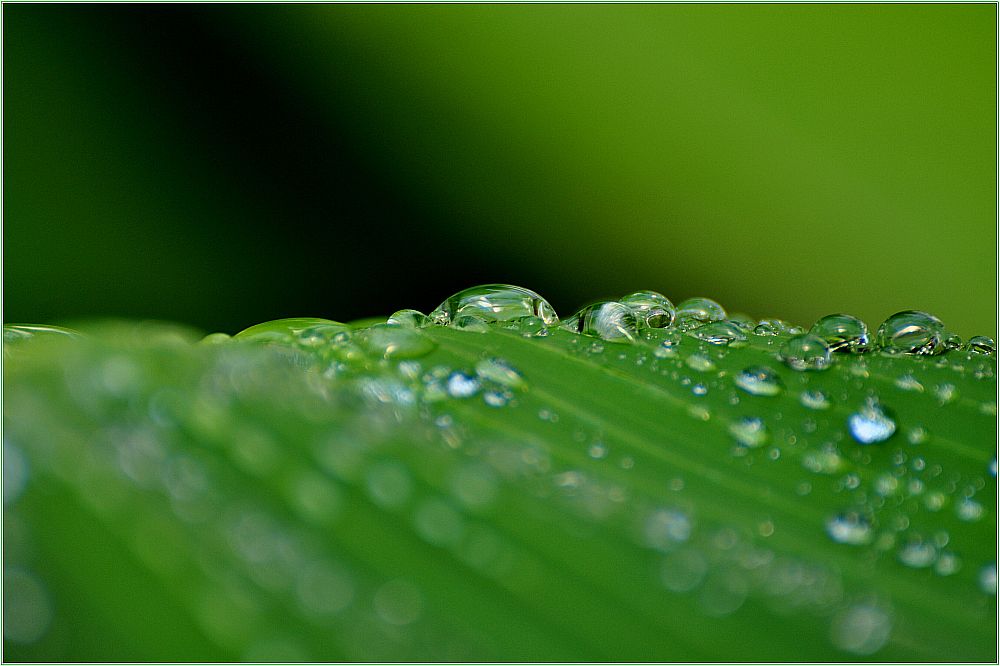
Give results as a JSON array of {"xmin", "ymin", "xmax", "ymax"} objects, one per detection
[
  {"xmin": 734, "ymin": 366, "xmax": 785, "ymax": 397},
  {"xmin": 956, "ymin": 498, "xmax": 984, "ymax": 522},
  {"xmin": 906, "ymin": 426, "xmax": 929, "ymax": 445},
  {"xmin": 898, "ymin": 536, "xmax": 936, "ymax": 568},
  {"xmin": 691, "ymin": 383, "xmax": 708, "ymax": 396},
  {"xmin": 660, "ymin": 550, "xmax": 707, "ymax": 592},
  {"xmin": 644, "ymin": 508, "xmax": 692, "ymax": 549},
  {"xmin": 875, "ymin": 310, "xmax": 946, "ymax": 355},
  {"xmin": 688, "ymin": 321, "xmax": 748, "ymax": 346},
  {"xmin": 620, "ymin": 290, "xmax": 675, "ymax": 328},
  {"xmin": 830, "ymin": 604, "xmax": 891, "ymax": 655},
  {"xmin": 453, "ymin": 315, "xmax": 490, "ymax": 333},
  {"xmin": 727, "ymin": 313, "xmax": 757, "ymax": 331},
  {"xmin": 825, "ymin": 512, "xmax": 873, "ymax": 545},
  {"xmin": 989, "ymin": 457, "xmax": 997, "ymax": 478},
  {"xmin": 966, "ymin": 335, "xmax": 996, "ymax": 355},
  {"xmin": 800, "ymin": 389, "xmax": 831, "ymax": 410},
  {"xmin": 199, "ymin": 332, "xmax": 231, "ymax": 345},
  {"xmin": 474, "ymin": 358, "xmax": 526, "ymax": 390},
  {"xmin": 778, "ymin": 334, "xmax": 832, "ymax": 371},
  {"xmin": 729, "ymin": 416, "xmax": 769, "ymax": 448},
  {"xmin": 685, "ymin": 353, "xmax": 716, "ymax": 373},
  {"xmin": 847, "ymin": 398, "xmax": 896, "ymax": 444},
  {"xmin": 562, "ymin": 301, "xmax": 639, "ymax": 343},
  {"xmin": 894, "ymin": 374, "xmax": 923, "ymax": 392},
  {"xmin": 357, "ymin": 324, "xmax": 436, "ymax": 359},
  {"xmin": 386, "ymin": 309, "xmax": 429, "ymax": 328},
  {"xmin": 430, "ymin": 284, "xmax": 558, "ymax": 327},
  {"xmin": 979, "ymin": 564, "xmax": 997, "ymax": 595},
  {"xmin": 588, "ymin": 442, "xmax": 608, "ymax": 459},
  {"xmin": 943, "ymin": 333, "xmax": 963, "ymax": 351},
  {"xmin": 446, "ymin": 371, "xmax": 480, "ymax": 398},
  {"xmin": 235, "ymin": 318, "xmax": 348, "ymax": 344},
  {"xmin": 675, "ymin": 297, "xmax": 727, "ymax": 330},
  {"xmin": 482, "ymin": 390, "xmax": 512, "ymax": 408},
  {"xmin": 934, "ymin": 552, "xmax": 961, "ymax": 576},
  {"xmin": 3, "ymin": 324, "xmax": 82, "ymax": 346},
  {"xmin": 753, "ymin": 319, "xmax": 798, "ymax": 336},
  {"xmin": 810, "ymin": 314, "xmax": 869, "ymax": 352}
]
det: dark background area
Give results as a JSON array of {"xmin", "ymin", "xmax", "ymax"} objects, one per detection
[{"xmin": 4, "ymin": 5, "xmax": 996, "ymax": 336}]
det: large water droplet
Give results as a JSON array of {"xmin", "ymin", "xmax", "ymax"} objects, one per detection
[
  {"xmin": 674, "ymin": 297, "xmax": 726, "ymax": 330},
  {"xmin": 875, "ymin": 311, "xmax": 946, "ymax": 355},
  {"xmin": 562, "ymin": 301, "xmax": 639, "ymax": 343},
  {"xmin": 847, "ymin": 398, "xmax": 896, "ymax": 444},
  {"xmin": 810, "ymin": 314, "xmax": 869, "ymax": 352},
  {"xmin": 778, "ymin": 334, "xmax": 832, "ymax": 371},
  {"xmin": 620, "ymin": 291, "xmax": 675, "ymax": 328},
  {"xmin": 734, "ymin": 366, "xmax": 785, "ymax": 397},
  {"xmin": 729, "ymin": 417, "xmax": 769, "ymax": 448},
  {"xmin": 688, "ymin": 321, "xmax": 747, "ymax": 346},
  {"xmin": 966, "ymin": 335, "xmax": 996, "ymax": 356},
  {"xmin": 430, "ymin": 285, "xmax": 558, "ymax": 327},
  {"xmin": 825, "ymin": 512, "xmax": 873, "ymax": 545}
]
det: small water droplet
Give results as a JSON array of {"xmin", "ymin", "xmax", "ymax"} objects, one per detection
[
  {"xmin": 979, "ymin": 564, "xmax": 997, "ymax": 595},
  {"xmin": 688, "ymin": 321, "xmax": 748, "ymax": 346},
  {"xmin": 691, "ymin": 383, "xmax": 708, "ymax": 396},
  {"xmin": 753, "ymin": 318, "xmax": 799, "ymax": 336},
  {"xmin": 830, "ymin": 604, "xmax": 891, "ymax": 655},
  {"xmin": 966, "ymin": 335, "xmax": 996, "ymax": 356},
  {"xmin": 825, "ymin": 511, "xmax": 873, "ymax": 545},
  {"xmin": 956, "ymin": 498, "xmax": 984, "ymax": 522},
  {"xmin": 906, "ymin": 426, "xmax": 928, "ymax": 445},
  {"xmin": 620, "ymin": 291, "xmax": 675, "ymax": 328},
  {"xmin": 727, "ymin": 313, "xmax": 757, "ymax": 331},
  {"xmin": 894, "ymin": 374, "xmax": 923, "ymax": 392},
  {"xmin": 933, "ymin": 383, "xmax": 958, "ymax": 405},
  {"xmin": 934, "ymin": 552, "xmax": 961, "ymax": 576},
  {"xmin": 778, "ymin": 334, "xmax": 832, "ymax": 371},
  {"xmin": 847, "ymin": 398, "xmax": 896, "ymax": 444},
  {"xmin": 482, "ymin": 390, "xmax": 512, "ymax": 408},
  {"xmin": 446, "ymin": 371, "xmax": 480, "ymax": 398},
  {"xmin": 800, "ymin": 389, "xmax": 831, "ymax": 410},
  {"xmin": 386, "ymin": 309, "xmax": 430, "ymax": 328},
  {"xmin": 675, "ymin": 297, "xmax": 727, "ymax": 330},
  {"xmin": 685, "ymin": 353, "xmax": 716, "ymax": 373},
  {"xmin": 729, "ymin": 416, "xmax": 769, "ymax": 448},
  {"xmin": 357, "ymin": 324, "xmax": 436, "ymax": 359},
  {"xmin": 562, "ymin": 301, "xmax": 639, "ymax": 343},
  {"xmin": 810, "ymin": 314, "xmax": 869, "ymax": 352},
  {"xmin": 430, "ymin": 285, "xmax": 558, "ymax": 327},
  {"xmin": 875, "ymin": 310, "xmax": 946, "ymax": 355},
  {"xmin": 734, "ymin": 366, "xmax": 785, "ymax": 397},
  {"xmin": 898, "ymin": 536, "xmax": 936, "ymax": 568},
  {"xmin": 588, "ymin": 442, "xmax": 608, "ymax": 459},
  {"xmin": 474, "ymin": 358, "xmax": 526, "ymax": 390},
  {"xmin": 235, "ymin": 318, "xmax": 348, "ymax": 344}
]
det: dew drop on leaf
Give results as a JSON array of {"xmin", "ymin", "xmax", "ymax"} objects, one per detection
[
  {"xmin": 729, "ymin": 416, "xmax": 769, "ymax": 448},
  {"xmin": 966, "ymin": 335, "xmax": 996, "ymax": 356},
  {"xmin": 386, "ymin": 309, "xmax": 430, "ymax": 328},
  {"xmin": 446, "ymin": 371, "xmax": 480, "ymax": 398},
  {"xmin": 825, "ymin": 511, "xmax": 873, "ymax": 545},
  {"xmin": 688, "ymin": 321, "xmax": 747, "ymax": 346},
  {"xmin": 875, "ymin": 310, "xmax": 946, "ymax": 355},
  {"xmin": 847, "ymin": 398, "xmax": 896, "ymax": 444},
  {"xmin": 753, "ymin": 318, "xmax": 799, "ymax": 336},
  {"xmin": 685, "ymin": 353, "xmax": 716, "ymax": 373},
  {"xmin": 619, "ymin": 290, "xmax": 675, "ymax": 328},
  {"xmin": 809, "ymin": 314, "xmax": 869, "ymax": 353},
  {"xmin": 734, "ymin": 366, "xmax": 785, "ymax": 397},
  {"xmin": 800, "ymin": 389, "xmax": 831, "ymax": 410},
  {"xmin": 675, "ymin": 297, "xmax": 727, "ymax": 330},
  {"xmin": 894, "ymin": 374, "xmax": 924, "ymax": 392},
  {"xmin": 429, "ymin": 284, "xmax": 559, "ymax": 327},
  {"xmin": 777, "ymin": 334, "xmax": 832, "ymax": 371},
  {"xmin": 561, "ymin": 301, "xmax": 639, "ymax": 343}
]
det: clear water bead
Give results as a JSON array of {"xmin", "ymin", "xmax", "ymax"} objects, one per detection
[
  {"xmin": 810, "ymin": 313, "xmax": 869, "ymax": 352},
  {"xmin": 753, "ymin": 319, "xmax": 799, "ymax": 336},
  {"xmin": 966, "ymin": 335, "xmax": 996, "ymax": 355},
  {"xmin": 562, "ymin": 301, "xmax": 640, "ymax": 343},
  {"xmin": 674, "ymin": 297, "xmax": 727, "ymax": 330},
  {"xmin": 357, "ymin": 324, "xmax": 436, "ymax": 360},
  {"xmin": 386, "ymin": 309, "xmax": 430, "ymax": 328},
  {"xmin": 430, "ymin": 284, "xmax": 558, "ymax": 327},
  {"xmin": 688, "ymin": 321, "xmax": 747, "ymax": 346},
  {"xmin": 734, "ymin": 366, "xmax": 785, "ymax": 397},
  {"xmin": 777, "ymin": 334, "xmax": 832, "ymax": 371},
  {"xmin": 875, "ymin": 310, "xmax": 946, "ymax": 355},
  {"xmin": 620, "ymin": 291, "xmax": 675, "ymax": 328},
  {"xmin": 847, "ymin": 398, "xmax": 896, "ymax": 444},
  {"xmin": 729, "ymin": 416, "xmax": 769, "ymax": 448},
  {"xmin": 826, "ymin": 512, "xmax": 873, "ymax": 545}
]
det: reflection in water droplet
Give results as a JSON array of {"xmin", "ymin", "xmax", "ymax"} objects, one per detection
[
  {"xmin": 825, "ymin": 512, "xmax": 873, "ymax": 545},
  {"xmin": 875, "ymin": 310, "xmax": 946, "ymax": 355},
  {"xmin": 810, "ymin": 314, "xmax": 869, "ymax": 353},
  {"xmin": 729, "ymin": 417, "xmax": 769, "ymax": 448},
  {"xmin": 688, "ymin": 321, "xmax": 747, "ymax": 346},
  {"xmin": 778, "ymin": 334, "xmax": 832, "ymax": 371},
  {"xmin": 620, "ymin": 291, "xmax": 675, "ymax": 328},
  {"xmin": 675, "ymin": 297, "xmax": 727, "ymax": 330},
  {"xmin": 430, "ymin": 285, "xmax": 558, "ymax": 327},
  {"xmin": 847, "ymin": 398, "xmax": 896, "ymax": 444},
  {"xmin": 830, "ymin": 604, "xmax": 891, "ymax": 655},
  {"xmin": 562, "ymin": 301, "xmax": 640, "ymax": 343},
  {"xmin": 734, "ymin": 366, "xmax": 785, "ymax": 397}
]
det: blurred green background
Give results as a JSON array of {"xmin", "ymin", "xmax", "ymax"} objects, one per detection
[{"xmin": 4, "ymin": 5, "xmax": 997, "ymax": 336}]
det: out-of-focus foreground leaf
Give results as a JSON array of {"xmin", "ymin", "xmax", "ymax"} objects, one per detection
[{"xmin": 2, "ymin": 298, "xmax": 996, "ymax": 661}]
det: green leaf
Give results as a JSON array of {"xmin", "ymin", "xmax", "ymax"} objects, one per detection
[{"xmin": 3, "ymin": 304, "xmax": 996, "ymax": 661}]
